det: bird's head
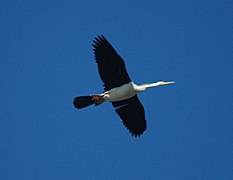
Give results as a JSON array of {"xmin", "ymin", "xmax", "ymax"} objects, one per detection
[
  {"xmin": 156, "ymin": 81, "xmax": 175, "ymax": 86},
  {"xmin": 136, "ymin": 81, "xmax": 175, "ymax": 92}
]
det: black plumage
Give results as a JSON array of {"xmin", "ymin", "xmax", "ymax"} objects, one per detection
[
  {"xmin": 93, "ymin": 35, "xmax": 146, "ymax": 137},
  {"xmin": 93, "ymin": 35, "xmax": 131, "ymax": 91}
]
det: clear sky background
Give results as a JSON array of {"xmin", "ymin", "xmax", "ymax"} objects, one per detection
[{"xmin": 1, "ymin": 0, "xmax": 233, "ymax": 179}]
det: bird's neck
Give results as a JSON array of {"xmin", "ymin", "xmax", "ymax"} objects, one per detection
[{"xmin": 133, "ymin": 82, "xmax": 161, "ymax": 92}]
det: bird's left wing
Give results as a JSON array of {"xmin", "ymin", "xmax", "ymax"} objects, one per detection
[
  {"xmin": 112, "ymin": 95, "xmax": 147, "ymax": 137},
  {"xmin": 93, "ymin": 35, "xmax": 131, "ymax": 91}
]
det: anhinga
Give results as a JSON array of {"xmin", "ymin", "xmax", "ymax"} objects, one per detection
[{"xmin": 73, "ymin": 35, "xmax": 174, "ymax": 137}]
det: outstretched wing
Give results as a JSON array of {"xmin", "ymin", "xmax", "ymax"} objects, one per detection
[
  {"xmin": 112, "ymin": 95, "xmax": 147, "ymax": 137},
  {"xmin": 93, "ymin": 35, "xmax": 146, "ymax": 137},
  {"xmin": 93, "ymin": 35, "xmax": 131, "ymax": 91}
]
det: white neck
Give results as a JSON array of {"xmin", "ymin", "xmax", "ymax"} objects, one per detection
[
  {"xmin": 133, "ymin": 82, "xmax": 159, "ymax": 92},
  {"xmin": 133, "ymin": 81, "xmax": 175, "ymax": 92},
  {"xmin": 143, "ymin": 82, "xmax": 162, "ymax": 88}
]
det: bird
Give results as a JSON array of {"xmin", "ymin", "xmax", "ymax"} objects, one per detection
[{"xmin": 73, "ymin": 35, "xmax": 174, "ymax": 137}]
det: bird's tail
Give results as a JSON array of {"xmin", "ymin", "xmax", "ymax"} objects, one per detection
[{"xmin": 73, "ymin": 95, "xmax": 104, "ymax": 109}]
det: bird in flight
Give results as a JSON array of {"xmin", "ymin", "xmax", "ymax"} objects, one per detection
[{"xmin": 73, "ymin": 35, "xmax": 174, "ymax": 137}]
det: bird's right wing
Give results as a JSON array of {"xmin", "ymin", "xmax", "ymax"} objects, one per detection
[
  {"xmin": 93, "ymin": 35, "xmax": 131, "ymax": 91},
  {"xmin": 112, "ymin": 95, "xmax": 147, "ymax": 137}
]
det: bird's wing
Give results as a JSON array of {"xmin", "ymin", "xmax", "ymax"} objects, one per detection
[
  {"xmin": 93, "ymin": 35, "xmax": 131, "ymax": 91},
  {"xmin": 112, "ymin": 95, "xmax": 147, "ymax": 137}
]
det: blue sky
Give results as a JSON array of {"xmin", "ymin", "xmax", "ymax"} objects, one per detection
[{"xmin": 1, "ymin": 0, "xmax": 233, "ymax": 179}]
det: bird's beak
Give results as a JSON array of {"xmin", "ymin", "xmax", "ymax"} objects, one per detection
[{"xmin": 161, "ymin": 81, "xmax": 175, "ymax": 85}]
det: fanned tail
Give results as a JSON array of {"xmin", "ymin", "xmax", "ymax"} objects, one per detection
[
  {"xmin": 73, "ymin": 95, "xmax": 104, "ymax": 109},
  {"xmin": 73, "ymin": 96, "xmax": 94, "ymax": 109}
]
